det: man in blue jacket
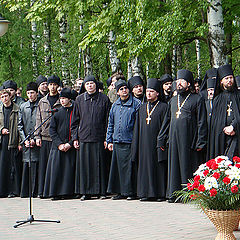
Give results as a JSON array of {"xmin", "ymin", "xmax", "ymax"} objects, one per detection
[{"xmin": 106, "ymin": 79, "xmax": 141, "ymax": 200}]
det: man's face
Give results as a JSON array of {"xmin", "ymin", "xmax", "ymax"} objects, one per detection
[
  {"xmin": 146, "ymin": 89, "xmax": 159, "ymax": 102},
  {"xmin": 207, "ymin": 88, "xmax": 214, "ymax": 100},
  {"xmin": 117, "ymin": 86, "xmax": 129, "ymax": 99},
  {"xmin": 48, "ymin": 83, "xmax": 58, "ymax": 95},
  {"xmin": 16, "ymin": 89, "xmax": 21, "ymax": 97},
  {"xmin": 39, "ymin": 82, "xmax": 48, "ymax": 93},
  {"xmin": 74, "ymin": 79, "xmax": 83, "ymax": 92},
  {"xmin": 111, "ymin": 77, "xmax": 117, "ymax": 89},
  {"xmin": 85, "ymin": 81, "xmax": 97, "ymax": 94},
  {"xmin": 176, "ymin": 79, "xmax": 189, "ymax": 93},
  {"xmin": 6, "ymin": 88, "xmax": 15, "ymax": 99},
  {"xmin": 162, "ymin": 82, "xmax": 172, "ymax": 94},
  {"xmin": 220, "ymin": 75, "xmax": 234, "ymax": 91},
  {"xmin": 194, "ymin": 82, "xmax": 200, "ymax": 94},
  {"xmin": 60, "ymin": 97, "xmax": 71, "ymax": 107},
  {"xmin": 27, "ymin": 90, "xmax": 38, "ymax": 102},
  {"xmin": 132, "ymin": 84, "xmax": 143, "ymax": 98},
  {"xmin": 1, "ymin": 93, "xmax": 11, "ymax": 106}
]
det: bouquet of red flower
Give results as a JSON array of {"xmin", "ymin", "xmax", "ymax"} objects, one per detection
[{"xmin": 175, "ymin": 156, "xmax": 240, "ymax": 210}]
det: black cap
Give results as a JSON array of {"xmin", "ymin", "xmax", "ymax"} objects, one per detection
[
  {"xmin": 60, "ymin": 88, "xmax": 72, "ymax": 99},
  {"xmin": 115, "ymin": 79, "xmax": 128, "ymax": 92},
  {"xmin": 207, "ymin": 78, "xmax": 216, "ymax": 89},
  {"xmin": 26, "ymin": 82, "xmax": 38, "ymax": 92},
  {"xmin": 147, "ymin": 78, "xmax": 160, "ymax": 93},
  {"xmin": 128, "ymin": 76, "xmax": 144, "ymax": 91},
  {"xmin": 36, "ymin": 75, "xmax": 47, "ymax": 86},
  {"xmin": 235, "ymin": 76, "xmax": 240, "ymax": 88},
  {"xmin": 217, "ymin": 64, "xmax": 234, "ymax": 80},
  {"xmin": 3, "ymin": 80, "xmax": 17, "ymax": 91},
  {"xmin": 71, "ymin": 89, "xmax": 78, "ymax": 100},
  {"xmin": 177, "ymin": 69, "xmax": 194, "ymax": 86},
  {"xmin": 84, "ymin": 75, "xmax": 97, "ymax": 85},
  {"xmin": 47, "ymin": 75, "xmax": 60, "ymax": 86},
  {"xmin": 159, "ymin": 74, "xmax": 173, "ymax": 84}
]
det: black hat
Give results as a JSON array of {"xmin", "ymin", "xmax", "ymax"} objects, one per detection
[
  {"xmin": 128, "ymin": 76, "xmax": 144, "ymax": 91},
  {"xmin": 218, "ymin": 64, "xmax": 234, "ymax": 80},
  {"xmin": 207, "ymin": 78, "xmax": 216, "ymax": 89},
  {"xmin": 98, "ymin": 81, "xmax": 104, "ymax": 90},
  {"xmin": 47, "ymin": 75, "xmax": 60, "ymax": 86},
  {"xmin": 3, "ymin": 80, "xmax": 17, "ymax": 91},
  {"xmin": 71, "ymin": 89, "xmax": 78, "ymax": 100},
  {"xmin": 115, "ymin": 79, "xmax": 128, "ymax": 92},
  {"xmin": 200, "ymin": 67, "xmax": 217, "ymax": 92},
  {"xmin": 106, "ymin": 77, "xmax": 112, "ymax": 87},
  {"xmin": 83, "ymin": 75, "xmax": 97, "ymax": 85},
  {"xmin": 177, "ymin": 69, "xmax": 194, "ymax": 86},
  {"xmin": 60, "ymin": 88, "xmax": 72, "ymax": 99},
  {"xmin": 195, "ymin": 78, "xmax": 202, "ymax": 85},
  {"xmin": 36, "ymin": 75, "xmax": 47, "ymax": 86},
  {"xmin": 147, "ymin": 78, "xmax": 160, "ymax": 93},
  {"xmin": 26, "ymin": 82, "xmax": 38, "ymax": 92},
  {"xmin": 235, "ymin": 76, "xmax": 240, "ymax": 88},
  {"xmin": 159, "ymin": 74, "xmax": 173, "ymax": 84}
]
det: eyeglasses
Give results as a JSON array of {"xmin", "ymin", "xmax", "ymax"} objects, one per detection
[{"xmin": 119, "ymin": 86, "xmax": 128, "ymax": 91}]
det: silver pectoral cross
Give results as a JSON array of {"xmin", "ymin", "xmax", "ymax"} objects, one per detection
[
  {"xmin": 227, "ymin": 105, "xmax": 232, "ymax": 117},
  {"xmin": 176, "ymin": 110, "xmax": 181, "ymax": 119},
  {"xmin": 146, "ymin": 116, "xmax": 151, "ymax": 124}
]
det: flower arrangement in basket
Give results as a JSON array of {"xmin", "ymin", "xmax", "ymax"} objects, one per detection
[
  {"xmin": 175, "ymin": 155, "xmax": 240, "ymax": 210},
  {"xmin": 175, "ymin": 155, "xmax": 240, "ymax": 240}
]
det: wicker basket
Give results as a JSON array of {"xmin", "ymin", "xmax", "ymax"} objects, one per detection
[{"xmin": 204, "ymin": 209, "xmax": 240, "ymax": 240}]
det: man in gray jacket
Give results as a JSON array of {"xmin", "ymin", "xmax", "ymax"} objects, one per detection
[{"xmin": 18, "ymin": 82, "xmax": 40, "ymax": 198}]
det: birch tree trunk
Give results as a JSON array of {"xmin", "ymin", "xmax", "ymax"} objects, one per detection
[
  {"xmin": 31, "ymin": 20, "xmax": 38, "ymax": 77},
  {"xmin": 127, "ymin": 58, "xmax": 133, "ymax": 80},
  {"xmin": 77, "ymin": 19, "xmax": 83, "ymax": 78},
  {"xmin": 176, "ymin": 45, "xmax": 183, "ymax": 69},
  {"xmin": 207, "ymin": 0, "xmax": 227, "ymax": 67},
  {"xmin": 43, "ymin": 19, "xmax": 51, "ymax": 75},
  {"xmin": 172, "ymin": 45, "xmax": 177, "ymax": 78},
  {"xmin": 108, "ymin": 31, "xmax": 121, "ymax": 73},
  {"xmin": 59, "ymin": 15, "xmax": 70, "ymax": 85},
  {"xmin": 131, "ymin": 56, "xmax": 144, "ymax": 80},
  {"xmin": 195, "ymin": 39, "xmax": 201, "ymax": 78},
  {"xmin": 83, "ymin": 48, "xmax": 93, "ymax": 76},
  {"xmin": 146, "ymin": 61, "xmax": 150, "ymax": 79}
]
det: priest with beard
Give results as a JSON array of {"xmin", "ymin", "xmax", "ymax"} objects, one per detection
[
  {"xmin": 132, "ymin": 78, "xmax": 168, "ymax": 201},
  {"xmin": 157, "ymin": 69, "xmax": 207, "ymax": 203},
  {"xmin": 208, "ymin": 64, "xmax": 240, "ymax": 160}
]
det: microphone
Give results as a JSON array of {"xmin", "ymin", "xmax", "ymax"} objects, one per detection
[{"xmin": 46, "ymin": 108, "xmax": 59, "ymax": 113}]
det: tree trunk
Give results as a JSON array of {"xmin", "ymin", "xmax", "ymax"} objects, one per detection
[
  {"xmin": 127, "ymin": 58, "xmax": 133, "ymax": 80},
  {"xmin": 59, "ymin": 15, "xmax": 70, "ymax": 85},
  {"xmin": 43, "ymin": 19, "xmax": 51, "ymax": 75},
  {"xmin": 172, "ymin": 45, "xmax": 177, "ymax": 78},
  {"xmin": 83, "ymin": 48, "xmax": 93, "ymax": 76},
  {"xmin": 207, "ymin": 0, "xmax": 227, "ymax": 67},
  {"xmin": 176, "ymin": 45, "xmax": 183, "ymax": 69},
  {"xmin": 131, "ymin": 56, "xmax": 144, "ymax": 80},
  {"xmin": 163, "ymin": 53, "xmax": 172, "ymax": 74},
  {"xmin": 108, "ymin": 31, "xmax": 121, "ymax": 73},
  {"xmin": 77, "ymin": 21, "xmax": 83, "ymax": 79},
  {"xmin": 226, "ymin": 20, "xmax": 232, "ymax": 66},
  {"xmin": 195, "ymin": 39, "xmax": 201, "ymax": 78},
  {"xmin": 31, "ymin": 20, "xmax": 38, "ymax": 77}
]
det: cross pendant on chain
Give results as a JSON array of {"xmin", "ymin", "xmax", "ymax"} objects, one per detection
[
  {"xmin": 146, "ymin": 116, "xmax": 151, "ymax": 124},
  {"xmin": 176, "ymin": 110, "xmax": 181, "ymax": 119}
]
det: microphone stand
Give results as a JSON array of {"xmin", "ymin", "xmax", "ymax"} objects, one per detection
[{"xmin": 14, "ymin": 113, "xmax": 60, "ymax": 228}]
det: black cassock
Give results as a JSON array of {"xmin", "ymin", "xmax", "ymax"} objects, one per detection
[
  {"xmin": 132, "ymin": 101, "xmax": 168, "ymax": 199},
  {"xmin": 157, "ymin": 92, "xmax": 207, "ymax": 198},
  {"xmin": 208, "ymin": 90, "xmax": 240, "ymax": 159}
]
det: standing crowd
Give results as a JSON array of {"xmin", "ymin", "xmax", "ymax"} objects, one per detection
[{"xmin": 0, "ymin": 64, "xmax": 239, "ymax": 203}]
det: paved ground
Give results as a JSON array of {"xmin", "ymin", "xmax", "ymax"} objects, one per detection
[{"xmin": 1, "ymin": 197, "xmax": 240, "ymax": 240}]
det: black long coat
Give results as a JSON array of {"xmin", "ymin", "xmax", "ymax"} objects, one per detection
[{"xmin": 157, "ymin": 92, "xmax": 208, "ymax": 198}]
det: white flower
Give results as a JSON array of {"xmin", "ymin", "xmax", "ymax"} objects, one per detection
[
  {"xmin": 194, "ymin": 163, "xmax": 208, "ymax": 178},
  {"xmin": 204, "ymin": 177, "xmax": 218, "ymax": 190},
  {"xmin": 225, "ymin": 166, "xmax": 240, "ymax": 180},
  {"xmin": 215, "ymin": 155, "xmax": 229, "ymax": 161}
]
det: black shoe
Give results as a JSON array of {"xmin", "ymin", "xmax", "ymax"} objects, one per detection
[
  {"xmin": 80, "ymin": 195, "xmax": 91, "ymax": 201},
  {"xmin": 99, "ymin": 195, "xmax": 107, "ymax": 200},
  {"xmin": 74, "ymin": 194, "xmax": 81, "ymax": 199},
  {"xmin": 8, "ymin": 193, "xmax": 16, "ymax": 198},
  {"xmin": 111, "ymin": 194, "xmax": 125, "ymax": 200},
  {"xmin": 126, "ymin": 196, "xmax": 136, "ymax": 200},
  {"xmin": 51, "ymin": 196, "xmax": 62, "ymax": 201},
  {"xmin": 140, "ymin": 197, "xmax": 149, "ymax": 201},
  {"xmin": 157, "ymin": 198, "xmax": 166, "ymax": 202},
  {"xmin": 167, "ymin": 197, "xmax": 176, "ymax": 203}
]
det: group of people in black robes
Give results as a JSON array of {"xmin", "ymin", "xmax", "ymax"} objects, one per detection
[{"xmin": 0, "ymin": 63, "xmax": 240, "ymax": 203}]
